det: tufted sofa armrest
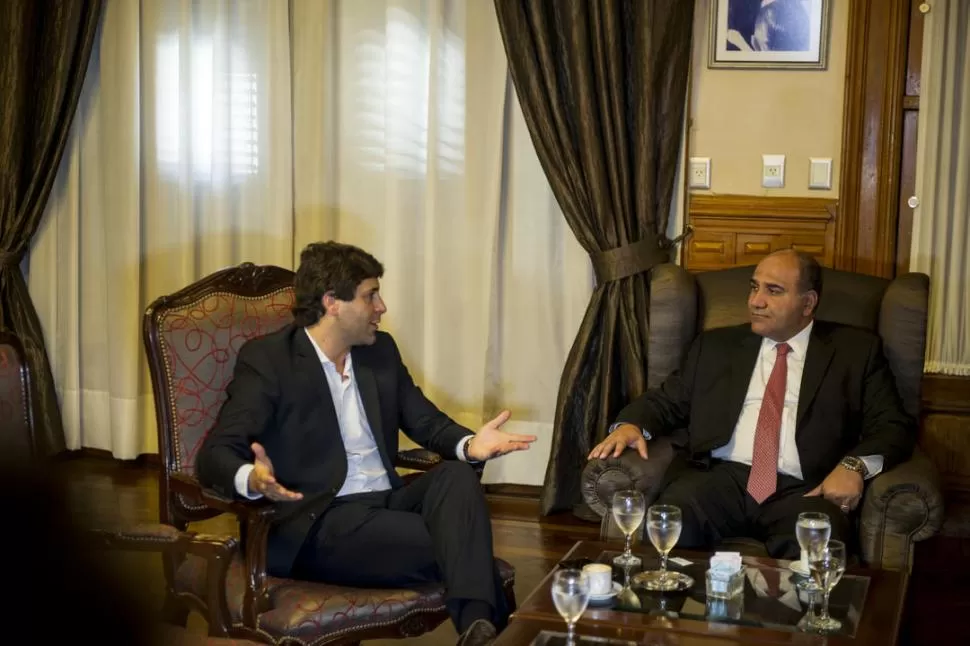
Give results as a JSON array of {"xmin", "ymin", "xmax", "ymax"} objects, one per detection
[
  {"xmin": 858, "ymin": 447, "xmax": 944, "ymax": 571},
  {"xmin": 580, "ymin": 435, "xmax": 679, "ymax": 517}
]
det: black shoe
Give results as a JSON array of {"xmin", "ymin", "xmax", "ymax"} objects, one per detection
[{"xmin": 456, "ymin": 618, "xmax": 497, "ymax": 646}]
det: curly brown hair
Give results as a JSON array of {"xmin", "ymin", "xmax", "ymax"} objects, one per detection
[{"xmin": 292, "ymin": 241, "xmax": 384, "ymax": 327}]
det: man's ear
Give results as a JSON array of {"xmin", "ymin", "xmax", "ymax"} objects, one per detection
[
  {"xmin": 321, "ymin": 291, "xmax": 338, "ymax": 317},
  {"xmin": 802, "ymin": 290, "xmax": 819, "ymax": 316}
]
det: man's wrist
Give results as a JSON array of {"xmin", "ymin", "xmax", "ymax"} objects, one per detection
[
  {"xmin": 609, "ymin": 422, "xmax": 651, "ymax": 441},
  {"xmin": 839, "ymin": 455, "xmax": 868, "ymax": 478},
  {"xmin": 460, "ymin": 435, "xmax": 481, "ymax": 462},
  {"xmin": 235, "ymin": 463, "xmax": 262, "ymax": 500}
]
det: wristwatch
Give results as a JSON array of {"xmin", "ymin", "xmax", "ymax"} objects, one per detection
[
  {"xmin": 839, "ymin": 455, "xmax": 868, "ymax": 478},
  {"xmin": 462, "ymin": 436, "xmax": 475, "ymax": 461}
]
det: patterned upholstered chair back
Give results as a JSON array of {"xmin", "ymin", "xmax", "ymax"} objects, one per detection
[
  {"xmin": 143, "ymin": 263, "xmax": 295, "ymax": 522},
  {"xmin": 0, "ymin": 331, "xmax": 35, "ymax": 461}
]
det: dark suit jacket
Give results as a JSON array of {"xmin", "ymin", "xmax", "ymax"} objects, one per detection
[
  {"xmin": 196, "ymin": 323, "xmax": 473, "ymax": 576},
  {"xmin": 614, "ymin": 321, "xmax": 916, "ymax": 486}
]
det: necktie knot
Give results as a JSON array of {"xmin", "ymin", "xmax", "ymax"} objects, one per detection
[{"xmin": 775, "ymin": 342, "xmax": 791, "ymax": 357}]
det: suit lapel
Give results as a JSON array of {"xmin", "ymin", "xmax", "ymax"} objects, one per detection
[
  {"xmin": 293, "ymin": 329, "xmax": 340, "ymax": 428},
  {"xmin": 726, "ymin": 332, "xmax": 763, "ymax": 426},
  {"xmin": 351, "ymin": 352, "xmax": 392, "ymax": 467},
  {"xmin": 796, "ymin": 322, "xmax": 835, "ymax": 431}
]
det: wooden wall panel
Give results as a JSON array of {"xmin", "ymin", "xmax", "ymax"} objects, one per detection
[
  {"xmin": 684, "ymin": 195, "xmax": 837, "ymax": 272},
  {"xmin": 921, "ymin": 374, "xmax": 970, "ymax": 500}
]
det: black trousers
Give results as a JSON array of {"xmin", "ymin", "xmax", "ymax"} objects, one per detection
[
  {"xmin": 655, "ymin": 458, "xmax": 851, "ymax": 559},
  {"xmin": 290, "ymin": 461, "xmax": 506, "ymax": 630}
]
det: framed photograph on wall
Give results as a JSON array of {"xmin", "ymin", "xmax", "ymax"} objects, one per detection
[{"xmin": 708, "ymin": 0, "xmax": 831, "ymax": 69}]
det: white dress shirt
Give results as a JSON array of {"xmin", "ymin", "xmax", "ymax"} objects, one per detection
[
  {"xmin": 711, "ymin": 321, "xmax": 883, "ymax": 479},
  {"xmin": 233, "ymin": 329, "xmax": 474, "ymax": 499}
]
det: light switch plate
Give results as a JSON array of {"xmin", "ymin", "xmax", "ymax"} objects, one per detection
[
  {"xmin": 809, "ymin": 157, "xmax": 832, "ymax": 190},
  {"xmin": 689, "ymin": 157, "xmax": 711, "ymax": 189},
  {"xmin": 762, "ymin": 154, "xmax": 785, "ymax": 188}
]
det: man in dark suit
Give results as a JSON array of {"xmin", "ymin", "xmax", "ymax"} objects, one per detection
[
  {"xmin": 197, "ymin": 241, "xmax": 536, "ymax": 646},
  {"xmin": 588, "ymin": 250, "xmax": 915, "ymax": 558}
]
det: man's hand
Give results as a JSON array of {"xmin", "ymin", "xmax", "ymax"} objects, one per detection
[
  {"xmin": 247, "ymin": 443, "xmax": 303, "ymax": 501},
  {"xmin": 466, "ymin": 410, "xmax": 537, "ymax": 462},
  {"xmin": 587, "ymin": 424, "xmax": 648, "ymax": 461},
  {"xmin": 804, "ymin": 465, "xmax": 863, "ymax": 512}
]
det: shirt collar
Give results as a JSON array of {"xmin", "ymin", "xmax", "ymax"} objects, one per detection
[
  {"xmin": 763, "ymin": 319, "xmax": 814, "ymax": 358},
  {"xmin": 304, "ymin": 328, "xmax": 353, "ymax": 377}
]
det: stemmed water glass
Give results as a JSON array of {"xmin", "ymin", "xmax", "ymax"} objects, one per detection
[
  {"xmin": 638, "ymin": 504, "xmax": 692, "ymax": 591},
  {"xmin": 612, "ymin": 490, "xmax": 646, "ymax": 567},
  {"xmin": 806, "ymin": 540, "xmax": 847, "ymax": 632},
  {"xmin": 551, "ymin": 569, "xmax": 590, "ymax": 645},
  {"xmin": 794, "ymin": 511, "xmax": 831, "ymax": 625}
]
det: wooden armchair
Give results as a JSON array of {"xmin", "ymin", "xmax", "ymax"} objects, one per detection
[
  {"xmin": 142, "ymin": 262, "xmax": 515, "ymax": 644},
  {"xmin": 0, "ymin": 329, "xmax": 263, "ymax": 645}
]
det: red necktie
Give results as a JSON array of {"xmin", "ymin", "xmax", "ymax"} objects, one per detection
[{"xmin": 747, "ymin": 342, "xmax": 791, "ymax": 504}]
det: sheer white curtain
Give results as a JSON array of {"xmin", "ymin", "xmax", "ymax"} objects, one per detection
[
  {"xmin": 30, "ymin": 0, "xmax": 295, "ymax": 460},
  {"xmin": 909, "ymin": 0, "xmax": 970, "ymax": 375},
  {"xmin": 29, "ymin": 0, "xmax": 594, "ymax": 484}
]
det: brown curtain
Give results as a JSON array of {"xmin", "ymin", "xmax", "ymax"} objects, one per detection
[
  {"xmin": 0, "ymin": 0, "xmax": 103, "ymax": 456},
  {"xmin": 493, "ymin": 0, "xmax": 693, "ymax": 514}
]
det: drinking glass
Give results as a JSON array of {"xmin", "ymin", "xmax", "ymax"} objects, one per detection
[
  {"xmin": 795, "ymin": 512, "xmax": 831, "ymax": 560},
  {"xmin": 807, "ymin": 539, "xmax": 847, "ymax": 633},
  {"xmin": 551, "ymin": 569, "xmax": 590, "ymax": 645},
  {"xmin": 794, "ymin": 511, "xmax": 831, "ymax": 622},
  {"xmin": 612, "ymin": 490, "xmax": 646, "ymax": 567},
  {"xmin": 638, "ymin": 504, "xmax": 691, "ymax": 591}
]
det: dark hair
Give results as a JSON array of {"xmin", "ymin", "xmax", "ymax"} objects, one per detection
[
  {"xmin": 792, "ymin": 250, "xmax": 823, "ymax": 309},
  {"xmin": 292, "ymin": 241, "xmax": 384, "ymax": 327},
  {"xmin": 754, "ymin": 0, "xmax": 810, "ymax": 51}
]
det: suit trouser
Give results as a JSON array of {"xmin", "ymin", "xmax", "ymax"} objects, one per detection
[
  {"xmin": 290, "ymin": 461, "xmax": 506, "ymax": 629},
  {"xmin": 655, "ymin": 457, "xmax": 851, "ymax": 559}
]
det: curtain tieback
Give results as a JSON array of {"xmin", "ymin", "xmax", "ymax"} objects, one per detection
[
  {"xmin": 0, "ymin": 251, "xmax": 24, "ymax": 268},
  {"xmin": 591, "ymin": 238, "xmax": 669, "ymax": 283}
]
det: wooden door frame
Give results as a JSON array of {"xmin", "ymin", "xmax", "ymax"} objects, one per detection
[{"xmin": 834, "ymin": 0, "xmax": 916, "ymax": 278}]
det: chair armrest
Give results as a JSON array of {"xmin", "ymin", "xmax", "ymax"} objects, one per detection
[
  {"xmin": 86, "ymin": 524, "xmax": 237, "ymax": 631},
  {"xmin": 395, "ymin": 448, "xmax": 443, "ymax": 471},
  {"xmin": 859, "ymin": 447, "xmax": 944, "ymax": 571},
  {"xmin": 170, "ymin": 472, "xmax": 276, "ymax": 625},
  {"xmin": 395, "ymin": 448, "xmax": 484, "ymax": 478},
  {"xmin": 580, "ymin": 436, "xmax": 678, "ymax": 517}
]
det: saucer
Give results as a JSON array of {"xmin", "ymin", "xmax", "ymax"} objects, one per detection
[
  {"xmin": 588, "ymin": 581, "xmax": 623, "ymax": 602},
  {"xmin": 788, "ymin": 560, "xmax": 810, "ymax": 577}
]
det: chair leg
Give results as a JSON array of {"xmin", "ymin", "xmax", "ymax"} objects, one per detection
[
  {"xmin": 504, "ymin": 582, "xmax": 517, "ymax": 615},
  {"xmin": 161, "ymin": 594, "xmax": 189, "ymax": 627}
]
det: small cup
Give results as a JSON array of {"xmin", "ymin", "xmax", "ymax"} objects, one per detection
[{"xmin": 582, "ymin": 563, "xmax": 613, "ymax": 596}]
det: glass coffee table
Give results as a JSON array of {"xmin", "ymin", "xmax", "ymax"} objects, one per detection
[{"xmin": 505, "ymin": 540, "xmax": 908, "ymax": 645}]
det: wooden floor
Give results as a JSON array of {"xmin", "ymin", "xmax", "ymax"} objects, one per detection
[{"xmin": 52, "ymin": 454, "xmax": 970, "ymax": 646}]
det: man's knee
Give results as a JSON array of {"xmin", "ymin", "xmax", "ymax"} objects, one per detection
[{"xmin": 435, "ymin": 460, "xmax": 480, "ymax": 484}]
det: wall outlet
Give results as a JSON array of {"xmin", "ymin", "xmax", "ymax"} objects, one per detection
[
  {"xmin": 762, "ymin": 154, "xmax": 785, "ymax": 188},
  {"xmin": 809, "ymin": 157, "xmax": 833, "ymax": 189},
  {"xmin": 689, "ymin": 157, "xmax": 711, "ymax": 189}
]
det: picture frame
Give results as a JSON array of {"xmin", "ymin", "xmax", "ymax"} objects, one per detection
[{"xmin": 708, "ymin": 0, "xmax": 831, "ymax": 70}]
